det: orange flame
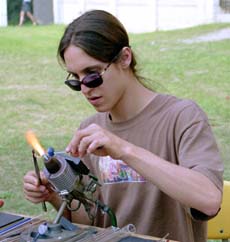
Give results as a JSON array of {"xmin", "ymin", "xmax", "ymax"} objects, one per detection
[{"xmin": 25, "ymin": 130, "xmax": 45, "ymax": 156}]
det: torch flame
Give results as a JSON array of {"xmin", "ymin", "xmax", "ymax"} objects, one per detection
[{"xmin": 25, "ymin": 130, "xmax": 45, "ymax": 156}]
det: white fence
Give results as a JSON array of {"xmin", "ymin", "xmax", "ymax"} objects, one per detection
[{"xmin": 0, "ymin": 0, "xmax": 7, "ymax": 26}]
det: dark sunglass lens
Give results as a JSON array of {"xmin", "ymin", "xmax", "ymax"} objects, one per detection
[
  {"xmin": 83, "ymin": 73, "xmax": 103, "ymax": 88},
  {"xmin": 65, "ymin": 80, "xmax": 81, "ymax": 91}
]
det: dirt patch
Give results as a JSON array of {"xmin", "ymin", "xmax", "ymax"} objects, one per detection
[{"xmin": 181, "ymin": 28, "xmax": 230, "ymax": 44}]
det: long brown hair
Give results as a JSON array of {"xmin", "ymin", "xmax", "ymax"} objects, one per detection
[{"xmin": 57, "ymin": 10, "xmax": 138, "ymax": 78}]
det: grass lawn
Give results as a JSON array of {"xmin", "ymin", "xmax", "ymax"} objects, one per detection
[{"xmin": 0, "ymin": 23, "xmax": 229, "ymax": 241}]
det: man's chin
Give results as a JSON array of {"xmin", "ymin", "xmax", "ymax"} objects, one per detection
[{"xmin": 93, "ymin": 105, "xmax": 109, "ymax": 113}]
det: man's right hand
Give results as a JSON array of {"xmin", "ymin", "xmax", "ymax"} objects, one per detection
[{"xmin": 23, "ymin": 170, "xmax": 56, "ymax": 204}]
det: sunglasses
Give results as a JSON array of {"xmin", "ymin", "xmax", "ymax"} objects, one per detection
[{"xmin": 65, "ymin": 62, "xmax": 112, "ymax": 91}]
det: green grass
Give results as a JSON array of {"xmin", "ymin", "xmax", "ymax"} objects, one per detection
[{"xmin": 0, "ymin": 24, "xmax": 229, "ymax": 241}]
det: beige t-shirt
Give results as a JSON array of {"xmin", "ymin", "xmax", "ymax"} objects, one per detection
[{"xmin": 80, "ymin": 93, "xmax": 223, "ymax": 242}]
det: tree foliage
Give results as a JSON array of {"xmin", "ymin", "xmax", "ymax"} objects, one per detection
[
  {"xmin": 7, "ymin": 0, "xmax": 21, "ymax": 25},
  {"xmin": 7, "ymin": 0, "xmax": 34, "ymax": 25}
]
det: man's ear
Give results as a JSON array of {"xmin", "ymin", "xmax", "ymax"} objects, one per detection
[{"xmin": 119, "ymin": 47, "xmax": 132, "ymax": 69}]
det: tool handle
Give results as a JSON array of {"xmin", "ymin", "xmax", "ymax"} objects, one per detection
[{"xmin": 32, "ymin": 150, "xmax": 47, "ymax": 212}]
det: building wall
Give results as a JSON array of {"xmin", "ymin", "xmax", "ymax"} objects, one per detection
[
  {"xmin": 52, "ymin": 0, "xmax": 157, "ymax": 32},
  {"xmin": 115, "ymin": 0, "xmax": 157, "ymax": 33},
  {"xmin": 52, "ymin": 0, "xmax": 219, "ymax": 33},
  {"xmin": 157, "ymin": 0, "xmax": 215, "ymax": 30},
  {"xmin": 0, "ymin": 0, "xmax": 7, "ymax": 26},
  {"xmin": 53, "ymin": 0, "xmax": 85, "ymax": 25},
  {"xmin": 1, "ymin": 0, "xmax": 230, "ymax": 29}
]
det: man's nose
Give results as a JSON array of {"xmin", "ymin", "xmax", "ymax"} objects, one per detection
[{"xmin": 81, "ymin": 84, "xmax": 91, "ymax": 94}]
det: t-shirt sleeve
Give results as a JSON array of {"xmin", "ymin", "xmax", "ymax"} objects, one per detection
[
  {"xmin": 175, "ymin": 101, "xmax": 223, "ymax": 191},
  {"xmin": 175, "ymin": 101, "xmax": 223, "ymax": 220}
]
